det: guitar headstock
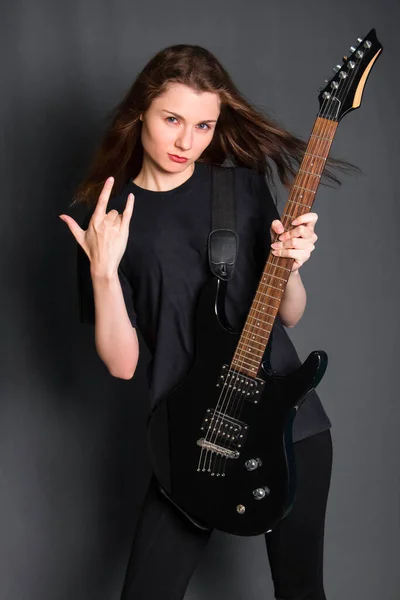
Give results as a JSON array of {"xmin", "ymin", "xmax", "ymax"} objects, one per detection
[{"xmin": 317, "ymin": 28, "xmax": 383, "ymax": 122}]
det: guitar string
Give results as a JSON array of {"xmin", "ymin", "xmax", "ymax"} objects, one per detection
[
  {"xmin": 203, "ymin": 125, "xmax": 332, "ymax": 474},
  {"xmin": 216, "ymin": 90, "xmax": 338, "ymax": 469},
  {"xmin": 213, "ymin": 78, "xmax": 349, "ymax": 472},
  {"xmin": 223, "ymin": 51, "xmax": 365, "ymax": 465},
  {"xmin": 208, "ymin": 115, "xmax": 336, "ymax": 473},
  {"xmin": 199, "ymin": 91, "xmax": 336, "ymax": 475},
  {"xmin": 198, "ymin": 45, "xmax": 366, "ymax": 475},
  {"xmin": 225, "ymin": 125, "xmax": 329, "ymax": 463}
]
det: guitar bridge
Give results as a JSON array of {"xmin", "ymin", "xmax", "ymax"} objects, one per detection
[
  {"xmin": 196, "ymin": 438, "xmax": 240, "ymax": 459},
  {"xmin": 216, "ymin": 364, "xmax": 265, "ymax": 403}
]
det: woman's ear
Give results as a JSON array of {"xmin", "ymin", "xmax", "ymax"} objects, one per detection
[{"xmin": 139, "ymin": 113, "xmax": 143, "ymax": 121}]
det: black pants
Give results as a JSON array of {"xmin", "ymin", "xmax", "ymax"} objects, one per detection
[{"xmin": 120, "ymin": 429, "xmax": 333, "ymax": 600}]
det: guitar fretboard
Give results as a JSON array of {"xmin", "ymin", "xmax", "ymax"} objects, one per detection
[{"xmin": 231, "ymin": 117, "xmax": 338, "ymax": 377}]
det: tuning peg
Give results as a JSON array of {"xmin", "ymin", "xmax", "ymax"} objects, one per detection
[
  {"xmin": 357, "ymin": 37, "xmax": 362, "ymax": 43},
  {"xmin": 333, "ymin": 64, "xmax": 341, "ymax": 73},
  {"xmin": 350, "ymin": 46, "xmax": 356, "ymax": 52}
]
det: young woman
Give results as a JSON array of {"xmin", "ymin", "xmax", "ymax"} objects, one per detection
[{"xmin": 59, "ymin": 43, "xmax": 352, "ymax": 600}]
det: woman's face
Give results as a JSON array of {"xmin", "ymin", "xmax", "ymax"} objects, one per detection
[{"xmin": 139, "ymin": 83, "xmax": 221, "ymax": 173}]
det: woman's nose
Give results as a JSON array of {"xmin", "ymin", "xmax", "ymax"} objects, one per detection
[{"xmin": 175, "ymin": 128, "xmax": 193, "ymax": 150}]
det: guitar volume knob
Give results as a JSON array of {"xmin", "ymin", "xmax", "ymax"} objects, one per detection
[
  {"xmin": 253, "ymin": 486, "xmax": 270, "ymax": 500},
  {"xmin": 245, "ymin": 458, "xmax": 258, "ymax": 471},
  {"xmin": 245, "ymin": 457, "xmax": 262, "ymax": 471}
]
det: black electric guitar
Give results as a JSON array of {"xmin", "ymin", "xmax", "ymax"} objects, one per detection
[{"xmin": 147, "ymin": 29, "xmax": 383, "ymax": 536}]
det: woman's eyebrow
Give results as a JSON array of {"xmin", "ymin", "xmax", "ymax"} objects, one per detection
[{"xmin": 161, "ymin": 109, "xmax": 217, "ymax": 123}]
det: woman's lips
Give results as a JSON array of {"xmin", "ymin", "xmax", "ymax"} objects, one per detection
[{"xmin": 168, "ymin": 153, "xmax": 188, "ymax": 163}]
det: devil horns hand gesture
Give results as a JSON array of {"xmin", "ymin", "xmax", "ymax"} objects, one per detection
[
  {"xmin": 269, "ymin": 212, "xmax": 319, "ymax": 273},
  {"xmin": 59, "ymin": 177, "xmax": 135, "ymax": 277}
]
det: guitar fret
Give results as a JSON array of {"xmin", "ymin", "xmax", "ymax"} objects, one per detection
[
  {"xmin": 260, "ymin": 283, "xmax": 284, "ymax": 293},
  {"xmin": 263, "ymin": 274, "xmax": 287, "ymax": 283},
  {"xmin": 266, "ymin": 261, "xmax": 292, "ymax": 273},
  {"xmin": 264, "ymin": 292, "xmax": 281, "ymax": 302},
  {"xmin": 281, "ymin": 212, "xmax": 295, "ymax": 222},
  {"xmin": 272, "ymin": 263, "xmax": 291, "ymax": 272},
  {"xmin": 248, "ymin": 304, "xmax": 278, "ymax": 323},
  {"xmin": 242, "ymin": 330, "xmax": 269, "ymax": 345},
  {"xmin": 245, "ymin": 317, "xmax": 274, "ymax": 332},
  {"xmin": 238, "ymin": 337, "xmax": 266, "ymax": 352},
  {"xmin": 233, "ymin": 354, "xmax": 261, "ymax": 369},
  {"xmin": 310, "ymin": 133, "xmax": 333, "ymax": 142},
  {"xmin": 251, "ymin": 311, "xmax": 275, "ymax": 325},
  {"xmin": 299, "ymin": 169, "xmax": 321, "ymax": 178},
  {"xmin": 247, "ymin": 315, "xmax": 273, "ymax": 330},
  {"xmin": 242, "ymin": 329, "xmax": 269, "ymax": 343},
  {"xmin": 235, "ymin": 352, "xmax": 262, "ymax": 366},
  {"xmin": 239, "ymin": 334, "xmax": 267, "ymax": 350},
  {"xmin": 253, "ymin": 290, "xmax": 280, "ymax": 302},
  {"xmin": 293, "ymin": 184, "xmax": 316, "ymax": 194},
  {"xmin": 287, "ymin": 199, "xmax": 310, "ymax": 208},
  {"xmin": 305, "ymin": 152, "xmax": 327, "ymax": 160},
  {"xmin": 252, "ymin": 296, "xmax": 279, "ymax": 309},
  {"xmin": 232, "ymin": 361, "xmax": 259, "ymax": 373}
]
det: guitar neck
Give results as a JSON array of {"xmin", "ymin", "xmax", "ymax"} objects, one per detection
[{"xmin": 231, "ymin": 116, "xmax": 338, "ymax": 377}]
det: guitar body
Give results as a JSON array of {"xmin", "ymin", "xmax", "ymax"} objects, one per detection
[{"xmin": 147, "ymin": 275, "xmax": 328, "ymax": 536}]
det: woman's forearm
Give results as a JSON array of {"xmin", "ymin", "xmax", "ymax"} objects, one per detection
[
  {"xmin": 278, "ymin": 270, "xmax": 307, "ymax": 328},
  {"xmin": 91, "ymin": 270, "xmax": 139, "ymax": 379}
]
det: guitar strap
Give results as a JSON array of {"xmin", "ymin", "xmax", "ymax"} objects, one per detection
[
  {"xmin": 207, "ymin": 165, "xmax": 238, "ymax": 281},
  {"xmin": 207, "ymin": 164, "xmax": 274, "ymax": 373}
]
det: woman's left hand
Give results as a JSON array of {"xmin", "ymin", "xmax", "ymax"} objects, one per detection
[{"xmin": 270, "ymin": 213, "xmax": 318, "ymax": 272}]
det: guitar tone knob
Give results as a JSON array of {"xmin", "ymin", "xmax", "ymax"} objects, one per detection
[
  {"xmin": 245, "ymin": 458, "xmax": 258, "ymax": 471},
  {"xmin": 253, "ymin": 486, "xmax": 270, "ymax": 500}
]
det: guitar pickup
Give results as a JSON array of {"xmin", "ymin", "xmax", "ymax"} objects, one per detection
[
  {"xmin": 216, "ymin": 365, "xmax": 265, "ymax": 404},
  {"xmin": 200, "ymin": 409, "xmax": 249, "ymax": 449}
]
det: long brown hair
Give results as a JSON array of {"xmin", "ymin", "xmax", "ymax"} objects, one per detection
[{"xmin": 70, "ymin": 44, "xmax": 358, "ymax": 210}]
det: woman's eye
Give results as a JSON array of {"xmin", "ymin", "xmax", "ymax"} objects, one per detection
[{"xmin": 165, "ymin": 117, "xmax": 210, "ymax": 131}]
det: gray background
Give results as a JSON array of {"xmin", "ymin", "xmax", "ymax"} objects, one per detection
[{"xmin": 1, "ymin": 1, "xmax": 399, "ymax": 599}]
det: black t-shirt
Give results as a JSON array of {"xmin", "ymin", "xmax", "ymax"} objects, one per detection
[{"xmin": 77, "ymin": 162, "xmax": 331, "ymax": 442}]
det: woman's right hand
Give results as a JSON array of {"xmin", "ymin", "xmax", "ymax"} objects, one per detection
[{"xmin": 59, "ymin": 177, "xmax": 135, "ymax": 278}]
